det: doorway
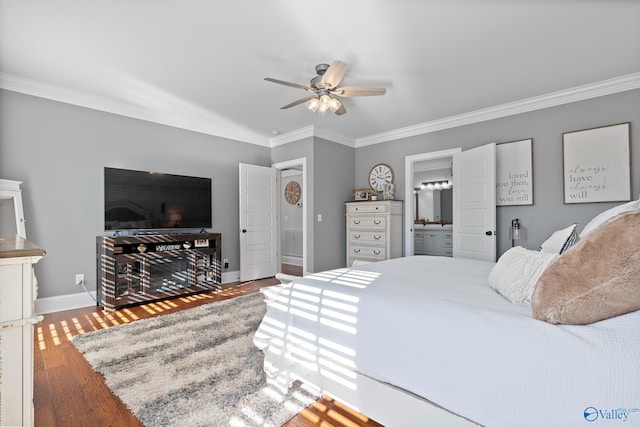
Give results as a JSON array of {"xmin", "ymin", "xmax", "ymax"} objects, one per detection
[
  {"xmin": 273, "ymin": 158, "xmax": 308, "ymax": 277},
  {"xmin": 279, "ymin": 168, "xmax": 303, "ymax": 276},
  {"xmin": 404, "ymin": 148, "xmax": 461, "ymax": 256}
]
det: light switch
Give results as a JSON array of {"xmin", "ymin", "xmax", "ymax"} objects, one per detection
[{"xmin": 317, "ymin": 214, "xmax": 322, "ymax": 222}]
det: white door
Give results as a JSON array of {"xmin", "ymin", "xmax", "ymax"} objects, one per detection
[
  {"xmin": 239, "ymin": 163, "xmax": 277, "ymax": 281},
  {"xmin": 452, "ymin": 143, "xmax": 496, "ymax": 261}
]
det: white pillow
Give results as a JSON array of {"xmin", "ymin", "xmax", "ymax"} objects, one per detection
[
  {"xmin": 539, "ymin": 223, "xmax": 578, "ymax": 254},
  {"xmin": 489, "ymin": 246, "xmax": 559, "ymax": 304},
  {"xmin": 579, "ymin": 199, "xmax": 640, "ymax": 238}
]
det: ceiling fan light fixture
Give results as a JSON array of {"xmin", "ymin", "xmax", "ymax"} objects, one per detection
[
  {"xmin": 329, "ymin": 97, "xmax": 342, "ymax": 112},
  {"xmin": 265, "ymin": 60, "xmax": 386, "ymax": 116},
  {"xmin": 307, "ymin": 98, "xmax": 320, "ymax": 112},
  {"xmin": 319, "ymin": 94, "xmax": 332, "ymax": 112}
]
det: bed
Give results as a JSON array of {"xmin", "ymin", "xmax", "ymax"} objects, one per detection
[{"xmin": 253, "ymin": 203, "xmax": 640, "ymax": 426}]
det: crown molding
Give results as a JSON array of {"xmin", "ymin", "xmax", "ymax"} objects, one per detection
[
  {"xmin": 269, "ymin": 125, "xmax": 355, "ymax": 148},
  {"xmin": 0, "ymin": 72, "xmax": 271, "ymax": 147},
  {"xmin": 355, "ymin": 72, "xmax": 640, "ymax": 148},
  {"xmin": 269, "ymin": 126, "xmax": 314, "ymax": 147},
  {"xmin": 313, "ymin": 127, "xmax": 354, "ymax": 147},
  {"xmin": 2, "ymin": 71, "xmax": 638, "ymax": 149}
]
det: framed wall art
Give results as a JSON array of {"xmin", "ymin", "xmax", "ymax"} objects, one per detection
[
  {"xmin": 496, "ymin": 138, "xmax": 533, "ymax": 206},
  {"xmin": 353, "ymin": 188, "xmax": 370, "ymax": 201},
  {"xmin": 563, "ymin": 122, "xmax": 631, "ymax": 204}
]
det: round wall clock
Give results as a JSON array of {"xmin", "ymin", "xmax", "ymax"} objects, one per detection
[
  {"xmin": 284, "ymin": 181, "xmax": 301, "ymax": 204},
  {"xmin": 368, "ymin": 163, "xmax": 394, "ymax": 192}
]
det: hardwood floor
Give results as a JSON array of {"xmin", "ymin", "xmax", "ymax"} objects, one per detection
[{"xmin": 34, "ymin": 278, "xmax": 383, "ymax": 427}]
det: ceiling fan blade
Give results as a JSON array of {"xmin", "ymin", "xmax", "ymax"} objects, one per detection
[
  {"xmin": 264, "ymin": 77, "xmax": 312, "ymax": 91},
  {"xmin": 334, "ymin": 103, "xmax": 347, "ymax": 116},
  {"xmin": 320, "ymin": 60, "xmax": 347, "ymax": 89},
  {"xmin": 335, "ymin": 86, "xmax": 386, "ymax": 97},
  {"xmin": 280, "ymin": 95, "xmax": 317, "ymax": 109}
]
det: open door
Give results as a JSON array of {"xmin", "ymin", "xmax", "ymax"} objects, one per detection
[
  {"xmin": 452, "ymin": 143, "xmax": 497, "ymax": 261},
  {"xmin": 239, "ymin": 163, "xmax": 277, "ymax": 281}
]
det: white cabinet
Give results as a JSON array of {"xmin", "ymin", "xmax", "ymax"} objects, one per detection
[
  {"xmin": 0, "ymin": 236, "xmax": 45, "ymax": 427},
  {"xmin": 346, "ymin": 201, "xmax": 403, "ymax": 266},
  {"xmin": 414, "ymin": 228, "xmax": 453, "ymax": 257}
]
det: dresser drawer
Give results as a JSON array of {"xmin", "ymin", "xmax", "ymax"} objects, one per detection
[
  {"xmin": 349, "ymin": 245, "xmax": 386, "ymax": 260},
  {"xmin": 347, "ymin": 202, "xmax": 389, "ymax": 214},
  {"xmin": 349, "ymin": 231, "xmax": 386, "ymax": 245},
  {"xmin": 348, "ymin": 216, "xmax": 387, "ymax": 229}
]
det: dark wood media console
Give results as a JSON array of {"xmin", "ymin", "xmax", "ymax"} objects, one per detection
[{"xmin": 96, "ymin": 233, "xmax": 222, "ymax": 312}]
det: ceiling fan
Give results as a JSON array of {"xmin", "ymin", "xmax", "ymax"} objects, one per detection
[{"xmin": 264, "ymin": 60, "xmax": 386, "ymax": 116}]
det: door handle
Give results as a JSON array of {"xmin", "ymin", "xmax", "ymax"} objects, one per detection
[
  {"xmin": 485, "ymin": 231, "xmax": 493, "ymax": 236},
  {"xmin": 241, "ymin": 229, "xmax": 247, "ymax": 233}
]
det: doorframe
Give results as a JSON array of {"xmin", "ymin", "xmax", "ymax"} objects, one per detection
[
  {"xmin": 404, "ymin": 148, "xmax": 461, "ymax": 256},
  {"xmin": 273, "ymin": 157, "xmax": 308, "ymax": 275}
]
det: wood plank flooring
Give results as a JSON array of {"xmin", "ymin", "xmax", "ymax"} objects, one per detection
[{"xmin": 34, "ymin": 278, "xmax": 383, "ymax": 427}]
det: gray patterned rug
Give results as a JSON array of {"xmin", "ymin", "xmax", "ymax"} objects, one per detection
[{"xmin": 72, "ymin": 292, "xmax": 320, "ymax": 427}]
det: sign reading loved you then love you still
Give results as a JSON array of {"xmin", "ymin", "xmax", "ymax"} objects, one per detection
[
  {"xmin": 496, "ymin": 139, "xmax": 533, "ymax": 206},
  {"xmin": 563, "ymin": 123, "xmax": 631, "ymax": 204}
]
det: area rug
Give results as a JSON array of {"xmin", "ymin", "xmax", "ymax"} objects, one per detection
[{"xmin": 72, "ymin": 292, "xmax": 320, "ymax": 427}]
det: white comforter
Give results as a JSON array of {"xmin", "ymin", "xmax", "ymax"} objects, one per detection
[{"xmin": 253, "ymin": 256, "xmax": 640, "ymax": 426}]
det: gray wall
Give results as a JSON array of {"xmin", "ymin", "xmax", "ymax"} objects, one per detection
[
  {"xmin": 0, "ymin": 89, "xmax": 271, "ymax": 298},
  {"xmin": 313, "ymin": 138, "xmax": 355, "ymax": 271},
  {"xmin": 355, "ymin": 89, "xmax": 640, "ymax": 257}
]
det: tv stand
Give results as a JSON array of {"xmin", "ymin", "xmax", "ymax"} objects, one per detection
[{"xmin": 96, "ymin": 233, "xmax": 222, "ymax": 312}]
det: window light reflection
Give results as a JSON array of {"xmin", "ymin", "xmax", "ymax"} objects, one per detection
[
  {"xmin": 320, "ymin": 307, "xmax": 357, "ymax": 324},
  {"xmin": 322, "ymin": 289, "xmax": 360, "ymax": 303},
  {"xmin": 288, "ymin": 325, "xmax": 317, "ymax": 342},
  {"xmin": 319, "ymin": 317, "xmax": 357, "ymax": 334},
  {"xmin": 319, "ymin": 347, "xmax": 357, "ymax": 369},
  {"xmin": 258, "ymin": 265, "xmax": 384, "ymax": 407},
  {"xmin": 321, "ymin": 298, "xmax": 358, "ymax": 313},
  {"xmin": 318, "ymin": 337, "xmax": 356, "ymax": 357}
]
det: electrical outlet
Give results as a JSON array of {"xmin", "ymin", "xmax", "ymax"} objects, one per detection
[
  {"xmin": 75, "ymin": 273, "xmax": 84, "ymax": 286},
  {"xmin": 223, "ymin": 258, "xmax": 229, "ymax": 269}
]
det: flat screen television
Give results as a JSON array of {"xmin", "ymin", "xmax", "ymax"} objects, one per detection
[{"xmin": 104, "ymin": 167, "xmax": 212, "ymax": 231}]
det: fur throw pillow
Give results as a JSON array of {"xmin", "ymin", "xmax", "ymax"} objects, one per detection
[{"xmin": 532, "ymin": 211, "xmax": 640, "ymax": 325}]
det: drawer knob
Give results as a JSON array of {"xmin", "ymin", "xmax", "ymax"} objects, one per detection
[
  {"xmin": 354, "ymin": 249, "xmax": 361, "ymax": 253},
  {"xmin": 374, "ymin": 235, "xmax": 381, "ymax": 240},
  {"xmin": 354, "ymin": 234, "xmax": 361, "ymax": 239},
  {"xmin": 374, "ymin": 220, "xmax": 381, "ymax": 225},
  {"xmin": 354, "ymin": 220, "xmax": 361, "ymax": 224},
  {"xmin": 374, "ymin": 250, "xmax": 381, "ymax": 255}
]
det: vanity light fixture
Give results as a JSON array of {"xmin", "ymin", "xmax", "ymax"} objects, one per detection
[{"xmin": 420, "ymin": 180, "xmax": 452, "ymax": 191}]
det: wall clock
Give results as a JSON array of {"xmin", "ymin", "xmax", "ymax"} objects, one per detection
[
  {"xmin": 284, "ymin": 181, "xmax": 301, "ymax": 204},
  {"xmin": 369, "ymin": 163, "xmax": 394, "ymax": 192}
]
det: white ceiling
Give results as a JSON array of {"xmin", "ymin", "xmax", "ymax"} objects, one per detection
[{"xmin": 1, "ymin": 1, "xmax": 639, "ymax": 147}]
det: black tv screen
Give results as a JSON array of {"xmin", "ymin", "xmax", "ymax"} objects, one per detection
[{"xmin": 104, "ymin": 167, "xmax": 212, "ymax": 231}]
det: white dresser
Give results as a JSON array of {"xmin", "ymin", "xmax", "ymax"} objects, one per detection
[
  {"xmin": 345, "ymin": 200, "xmax": 403, "ymax": 266},
  {"xmin": 0, "ymin": 236, "xmax": 45, "ymax": 427}
]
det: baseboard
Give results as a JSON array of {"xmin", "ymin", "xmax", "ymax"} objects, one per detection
[
  {"xmin": 222, "ymin": 270, "xmax": 240, "ymax": 283},
  {"xmin": 35, "ymin": 291, "xmax": 98, "ymax": 315},
  {"xmin": 282, "ymin": 256, "xmax": 303, "ymax": 266},
  {"xmin": 35, "ymin": 271, "xmax": 242, "ymax": 314}
]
